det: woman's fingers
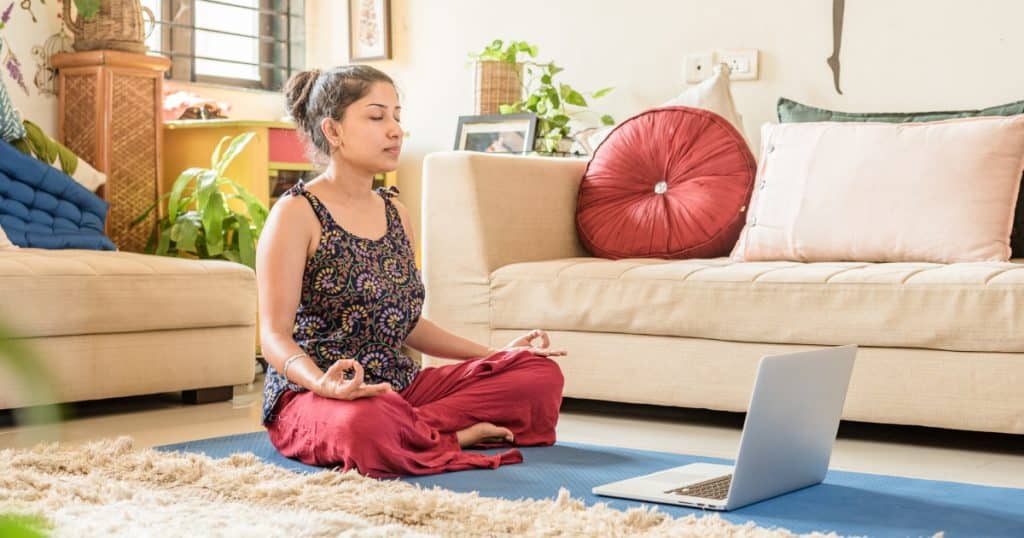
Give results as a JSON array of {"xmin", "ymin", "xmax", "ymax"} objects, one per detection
[
  {"xmin": 530, "ymin": 347, "xmax": 566, "ymax": 357},
  {"xmin": 354, "ymin": 382, "xmax": 392, "ymax": 399},
  {"xmin": 535, "ymin": 329, "xmax": 550, "ymax": 349},
  {"xmin": 324, "ymin": 359, "xmax": 355, "ymax": 378}
]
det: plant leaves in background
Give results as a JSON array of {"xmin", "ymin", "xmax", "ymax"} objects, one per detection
[
  {"xmin": 74, "ymin": 0, "xmax": 101, "ymax": 20},
  {"xmin": 134, "ymin": 132, "xmax": 268, "ymax": 269}
]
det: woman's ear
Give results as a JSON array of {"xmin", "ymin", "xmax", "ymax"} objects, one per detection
[{"xmin": 320, "ymin": 117, "xmax": 342, "ymax": 149}]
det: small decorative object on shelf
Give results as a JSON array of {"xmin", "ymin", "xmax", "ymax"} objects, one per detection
[
  {"xmin": 453, "ymin": 113, "xmax": 537, "ymax": 154},
  {"xmin": 468, "ymin": 39, "xmax": 615, "ymax": 153}
]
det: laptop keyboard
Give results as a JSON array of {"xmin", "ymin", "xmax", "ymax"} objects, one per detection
[{"xmin": 665, "ymin": 474, "xmax": 732, "ymax": 500}]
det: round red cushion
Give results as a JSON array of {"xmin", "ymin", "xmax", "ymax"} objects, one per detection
[{"xmin": 576, "ymin": 106, "xmax": 756, "ymax": 260}]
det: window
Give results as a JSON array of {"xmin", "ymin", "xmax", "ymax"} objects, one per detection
[{"xmin": 141, "ymin": 0, "xmax": 305, "ymax": 91}]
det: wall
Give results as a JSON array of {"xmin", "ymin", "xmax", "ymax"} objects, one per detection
[
  {"xmin": 305, "ymin": 0, "xmax": 1024, "ymax": 246},
  {"xmin": 1, "ymin": 0, "xmax": 64, "ymax": 135}
]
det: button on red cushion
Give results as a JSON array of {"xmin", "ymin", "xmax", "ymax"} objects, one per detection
[{"xmin": 576, "ymin": 106, "xmax": 756, "ymax": 259}]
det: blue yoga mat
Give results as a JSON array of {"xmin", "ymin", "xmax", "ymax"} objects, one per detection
[{"xmin": 159, "ymin": 432, "xmax": 1024, "ymax": 537}]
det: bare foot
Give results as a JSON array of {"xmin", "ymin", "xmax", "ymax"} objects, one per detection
[{"xmin": 456, "ymin": 422, "xmax": 514, "ymax": 447}]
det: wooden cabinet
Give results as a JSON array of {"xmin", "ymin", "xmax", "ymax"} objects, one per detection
[{"xmin": 53, "ymin": 50, "xmax": 171, "ymax": 252}]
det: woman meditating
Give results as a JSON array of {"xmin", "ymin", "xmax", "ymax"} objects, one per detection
[{"xmin": 256, "ymin": 65, "xmax": 566, "ymax": 478}]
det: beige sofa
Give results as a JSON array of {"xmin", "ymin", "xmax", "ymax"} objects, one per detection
[
  {"xmin": 421, "ymin": 151, "xmax": 1024, "ymax": 435},
  {"xmin": 0, "ymin": 249, "xmax": 257, "ymax": 409}
]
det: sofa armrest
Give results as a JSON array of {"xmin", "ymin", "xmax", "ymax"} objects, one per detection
[{"xmin": 421, "ymin": 151, "xmax": 589, "ymax": 352}]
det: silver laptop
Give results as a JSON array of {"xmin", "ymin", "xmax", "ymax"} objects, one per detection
[{"xmin": 593, "ymin": 345, "xmax": 857, "ymax": 511}]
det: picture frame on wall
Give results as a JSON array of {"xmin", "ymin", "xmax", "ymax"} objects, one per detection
[
  {"xmin": 453, "ymin": 113, "xmax": 538, "ymax": 154},
  {"xmin": 348, "ymin": 0, "xmax": 392, "ymax": 61}
]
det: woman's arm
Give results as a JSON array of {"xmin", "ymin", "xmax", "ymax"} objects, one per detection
[
  {"xmin": 256, "ymin": 195, "xmax": 326, "ymax": 390},
  {"xmin": 404, "ymin": 317, "xmax": 494, "ymax": 360}
]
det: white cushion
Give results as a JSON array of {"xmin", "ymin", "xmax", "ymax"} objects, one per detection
[
  {"xmin": 63, "ymin": 157, "xmax": 107, "ymax": 192},
  {"xmin": 583, "ymin": 63, "xmax": 747, "ymax": 153},
  {"xmin": 0, "ymin": 224, "xmax": 16, "ymax": 250},
  {"xmin": 731, "ymin": 116, "xmax": 1024, "ymax": 263}
]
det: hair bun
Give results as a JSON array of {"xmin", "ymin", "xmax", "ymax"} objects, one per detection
[{"xmin": 284, "ymin": 68, "xmax": 322, "ymax": 129}]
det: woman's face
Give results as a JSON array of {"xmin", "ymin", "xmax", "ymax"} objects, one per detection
[{"xmin": 330, "ymin": 81, "xmax": 403, "ymax": 174}]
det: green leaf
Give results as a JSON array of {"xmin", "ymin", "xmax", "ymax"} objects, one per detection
[
  {"xmin": 550, "ymin": 114, "xmax": 570, "ymax": 126},
  {"xmin": 166, "ymin": 167, "xmax": 204, "ymax": 224},
  {"xmin": 235, "ymin": 214, "xmax": 256, "ymax": 269},
  {"xmin": 156, "ymin": 221, "xmax": 172, "ymax": 256},
  {"xmin": 592, "ymin": 87, "xmax": 614, "ymax": 99},
  {"xmin": 547, "ymin": 63, "xmax": 563, "ymax": 76},
  {"xmin": 172, "ymin": 214, "xmax": 201, "ymax": 253},
  {"xmin": 565, "ymin": 89, "xmax": 588, "ymax": 107},
  {"xmin": 201, "ymin": 190, "xmax": 228, "ymax": 257},
  {"xmin": 498, "ymin": 104, "xmax": 520, "ymax": 115},
  {"xmin": 601, "ymin": 114, "xmax": 616, "ymax": 126},
  {"xmin": 74, "ymin": 0, "xmax": 102, "ymax": 20},
  {"xmin": 193, "ymin": 169, "xmax": 219, "ymax": 219},
  {"xmin": 0, "ymin": 512, "xmax": 50, "ymax": 537},
  {"xmin": 541, "ymin": 74, "xmax": 551, "ymax": 85},
  {"xmin": 214, "ymin": 132, "xmax": 255, "ymax": 176},
  {"xmin": 545, "ymin": 87, "xmax": 560, "ymax": 109},
  {"xmin": 527, "ymin": 45, "xmax": 539, "ymax": 58},
  {"xmin": 210, "ymin": 135, "xmax": 231, "ymax": 169}
]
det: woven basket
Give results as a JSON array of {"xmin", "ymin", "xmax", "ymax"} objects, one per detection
[
  {"xmin": 474, "ymin": 61, "xmax": 523, "ymax": 115},
  {"xmin": 63, "ymin": 0, "xmax": 154, "ymax": 54}
]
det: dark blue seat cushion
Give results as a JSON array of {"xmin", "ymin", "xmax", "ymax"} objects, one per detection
[{"xmin": 0, "ymin": 139, "xmax": 116, "ymax": 250}]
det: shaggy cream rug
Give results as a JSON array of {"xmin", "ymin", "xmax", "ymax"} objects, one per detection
[{"xmin": 0, "ymin": 437, "xmax": 845, "ymax": 537}]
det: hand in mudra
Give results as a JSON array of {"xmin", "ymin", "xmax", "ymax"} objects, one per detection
[
  {"xmin": 500, "ymin": 329, "xmax": 567, "ymax": 358},
  {"xmin": 313, "ymin": 359, "xmax": 392, "ymax": 400}
]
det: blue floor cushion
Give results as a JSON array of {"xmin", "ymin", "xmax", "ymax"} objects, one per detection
[{"xmin": 0, "ymin": 139, "xmax": 115, "ymax": 250}]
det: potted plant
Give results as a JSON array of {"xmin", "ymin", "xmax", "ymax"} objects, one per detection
[
  {"xmin": 132, "ymin": 133, "xmax": 268, "ymax": 270},
  {"xmin": 470, "ymin": 39, "xmax": 615, "ymax": 153}
]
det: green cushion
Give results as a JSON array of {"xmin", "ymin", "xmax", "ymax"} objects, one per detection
[
  {"xmin": 777, "ymin": 97, "xmax": 1024, "ymax": 258},
  {"xmin": 777, "ymin": 97, "xmax": 1024, "ymax": 124}
]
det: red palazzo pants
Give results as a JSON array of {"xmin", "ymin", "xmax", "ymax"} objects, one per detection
[{"xmin": 267, "ymin": 349, "xmax": 565, "ymax": 478}]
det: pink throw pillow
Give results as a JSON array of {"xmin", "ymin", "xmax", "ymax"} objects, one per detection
[{"xmin": 732, "ymin": 116, "xmax": 1024, "ymax": 263}]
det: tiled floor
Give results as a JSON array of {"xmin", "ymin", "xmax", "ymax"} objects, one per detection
[{"xmin": 2, "ymin": 373, "xmax": 1022, "ymax": 489}]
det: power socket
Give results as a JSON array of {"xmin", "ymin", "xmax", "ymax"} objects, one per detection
[
  {"xmin": 683, "ymin": 49, "xmax": 759, "ymax": 83},
  {"xmin": 683, "ymin": 52, "xmax": 714, "ymax": 84},
  {"xmin": 718, "ymin": 49, "xmax": 759, "ymax": 81}
]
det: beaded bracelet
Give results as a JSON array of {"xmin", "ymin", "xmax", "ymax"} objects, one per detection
[{"xmin": 282, "ymin": 352, "xmax": 305, "ymax": 381}]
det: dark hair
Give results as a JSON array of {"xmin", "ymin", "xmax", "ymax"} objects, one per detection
[{"xmin": 284, "ymin": 65, "xmax": 395, "ymax": 161}]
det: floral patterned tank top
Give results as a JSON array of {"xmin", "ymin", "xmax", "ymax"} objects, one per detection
[{"xmin": 261, "ymin": 181, "xmax": 424, "ymax": 424}]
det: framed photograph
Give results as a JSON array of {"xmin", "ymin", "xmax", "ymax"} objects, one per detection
[
  {"xmin": 453, "ymin": 114, "xmax": 538, "ymax": 154},
  {"xmin": 348, "ymin": 0, "xmax": 392, "ymax": 61}
]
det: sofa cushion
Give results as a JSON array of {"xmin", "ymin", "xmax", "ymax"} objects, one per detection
[
  {"xmin": 0, "ymin": 249, "xmax": 256, "ymax": 338},
  {"xmin": 489, "ymin": 257, "xmax": 1024, "ymax": 353},
  {"xmin": 732, "ymin": 116, "xmax": 1024, "ymax": 263},
  {"xmin": 576, "ymin": 107, "xmax": 756, "ymax": 260},
  {"xmin": 778, "ymin": 97, "xmax": 1024, "ymax": 257},
  {"xmin": 0, "ymin": 139, "xmax": 115, "ymax": 250}
]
